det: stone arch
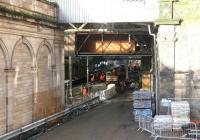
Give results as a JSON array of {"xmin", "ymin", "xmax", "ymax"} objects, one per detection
[
  {"xmin": 0, "ymin": 39, "xmax": 10, "ymax": 68},
  {"xmin": 34, "ymin": 40, "xmax": 57, "ymax": 120},
  {"xmin": 0, "ymin": 39, "xmax": 8, "ymax": 135},
  {"xmin": 11, "ymin": 37, "xmax": 34, "ymax": 129},
  {"xmin": 11, "ymin": 37, "xmax": 35, "ymax": 67},
  {"xmin": 36, "ymin": 40, "xmax": 54, "ymax": 67}
]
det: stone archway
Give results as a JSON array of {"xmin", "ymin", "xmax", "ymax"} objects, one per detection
[
  {"xmin": 11, "ymin": 39, "xmax": 34, "ymax": 129},
  {"xmin": 35, "ymin": 44, "xmax": 57, "ymax": 120}
]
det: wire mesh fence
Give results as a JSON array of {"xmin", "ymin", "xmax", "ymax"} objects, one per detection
[{"xmin": 137, "ymin": 115, "xmax": 200, "ymax": 140}]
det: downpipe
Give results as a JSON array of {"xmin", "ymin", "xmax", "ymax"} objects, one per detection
[{"xmin": 148, "ymin": 24, "xmax": 159, "ymax": 115}]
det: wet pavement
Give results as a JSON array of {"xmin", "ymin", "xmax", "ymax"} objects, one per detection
[{"xmin": 35, "ymin": 92, "xmax": 150, "ymax": 140}]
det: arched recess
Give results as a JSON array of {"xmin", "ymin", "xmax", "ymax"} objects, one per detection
[
  {"xmin": 36, "ymin": 40, "xmax": 54, "ymax": 67},
  {"xmin": 11, "ymin": 38, "xmax": 34, "ymax": 129},
  {"xmin": 0, "ymin": 39, "xmax": 9, "ymax": 135},
  {"xmin": 11, "ymin": 37, "xmax": 35, "ymax": 67},
  {"xmin": 35, "ymin": 41, "xmax": 56, "ymax": 120},
  {"xmin": 0, "ymin": 39, "xmax": 10, "ymax": 68}
]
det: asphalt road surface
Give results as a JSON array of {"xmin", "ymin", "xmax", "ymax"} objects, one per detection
[{"xmin": 35, "ymin": 92, "xmax": 150, "ymax": 140}]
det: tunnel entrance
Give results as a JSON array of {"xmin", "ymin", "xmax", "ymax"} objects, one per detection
[{"xmin": 64, "ymin": 22, "xmax": 157, "ymax": 112}]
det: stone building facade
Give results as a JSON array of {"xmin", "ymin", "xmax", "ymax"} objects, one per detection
[
  {"xmin": 157, "ymin": 0, "xmax": 200, "ymax": 119},
  {"xmin": 0, "ymin": 0, "xmax": 64, "ymax": 135}
]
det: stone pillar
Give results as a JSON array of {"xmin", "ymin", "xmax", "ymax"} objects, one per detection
[
  {"xmin": 5, "ymin": 68, "xmax": 15, "ymax": 131},
  {"xmin": 31, "ymin": 67, "xmax": 38, "ymax": 122},
  {"xmin": 157, "ymin": 25, "xmax": 176, "ymax": 114},
  {"xmin": 52, "ymin": 65, "xmax": 60, "ymax": 112},
  {"xmin": 59, "ymin": 46, "xmax": 65, "ymax": 109},
  {"xmin": 53, "ymin": 40, "xmax": 65, "ymax": 109}
]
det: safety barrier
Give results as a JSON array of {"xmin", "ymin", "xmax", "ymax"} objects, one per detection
[
  {"xmin": 137, "ymin": 115, "xmax": 200, "ymax": 140},
  {"xmin": 0, "ymin": 97, "xmax": 100, "ymax": 140}
]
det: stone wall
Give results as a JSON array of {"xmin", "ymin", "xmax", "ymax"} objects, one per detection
[
  {"xmin": 157, "ymin": 0, "xmax": 200, "ymax": 119},
  {"xmin": 0, "ymin": 11, "xmax": 64, "ymax": 136},
  {"xmin": 0, "ymin": 44, "xmax": 6, "ymax": 135},
  {"xmin": 0, "ymin": 0, "xmax": 57, "ymax": 17},
  {"xmin": 12, "ymin": 43, "xmax": 33, "ymax": 129},
  {"xmin": 157, "ymin": 25, "xmax": 175, "ymax": 114}
]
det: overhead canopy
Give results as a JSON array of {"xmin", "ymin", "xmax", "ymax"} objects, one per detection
[{"xmin": 47, "ymin": 0, "xmax": 159, "ymax": 23}]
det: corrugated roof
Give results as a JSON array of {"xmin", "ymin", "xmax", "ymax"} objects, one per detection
[{"xmin": 47, "ymin": 0, "xmax": 159, "ymax": 23}]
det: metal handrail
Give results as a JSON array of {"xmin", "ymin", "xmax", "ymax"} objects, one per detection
[{"xmin": 0, "ymin": 96, "xmax": 100, "ymax": 140}]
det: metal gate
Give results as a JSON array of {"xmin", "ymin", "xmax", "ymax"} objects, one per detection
[{"xmin": 138, "ymin": 115, "xmax": 200, "ymax": 140}]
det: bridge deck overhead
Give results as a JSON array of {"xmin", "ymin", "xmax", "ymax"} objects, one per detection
[
  {"xmin": 64, "ymin": 22, "xmax": 155, "ymax": 56},
  {"xmin": 47, "ymin": 0, "xmax": 159, "ymax": 23}
]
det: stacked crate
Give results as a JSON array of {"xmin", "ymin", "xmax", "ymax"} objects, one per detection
[
  {"xmin": 153, "ymin": 115, "xmax": 173, "ymax": 130},
  {"xmin": 133, "ymin": 91, "xmax": 152, "ymax": 121},
  {"xmin": 171, "ymin": 101, "xmax": 190, "ymax": 129},
  {"xmin": 153, "ymin": 101, "xmax": 190, "ymax": 130}
]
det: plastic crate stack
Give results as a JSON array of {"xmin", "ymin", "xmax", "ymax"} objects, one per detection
[
  {"xmin": 171, "ymin": 101, "xmax": 190, "ymax": 129},
  {"xmin": 153, "ymin": 115, "xmax": 173, "ymax": 130},
  {"xmin": 133, "ymin": 91, "xmax": 152, "ymax": 121}
]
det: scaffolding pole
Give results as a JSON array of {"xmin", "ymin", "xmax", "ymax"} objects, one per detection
[
  {"xmin": 69, "ymin": 56, "xmax": 72, "ymax": 98},
  {"xmin": 86, "ymin": 56, "xmax": 89, "ymax": 94}
]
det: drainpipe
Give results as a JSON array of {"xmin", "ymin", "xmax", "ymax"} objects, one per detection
[
  {"xmin": 148, "ymin": 24, "xmax": 159, "ymax": 115},
  {"xmin": 173, "ymin": 26, "xmax": 178, "ymax": 98}
]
